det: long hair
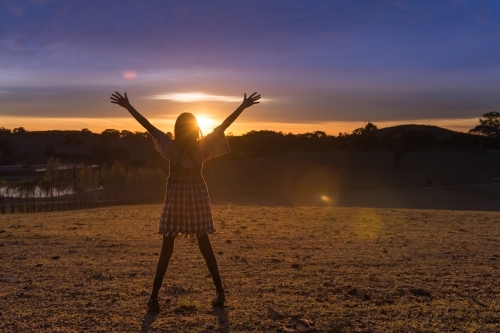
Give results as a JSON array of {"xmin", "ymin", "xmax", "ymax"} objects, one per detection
[{"xmin": 174, "ymin": 112, "xmax": 201, "ymax": 152}]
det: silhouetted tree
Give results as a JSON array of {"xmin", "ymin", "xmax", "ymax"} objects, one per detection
[
  {"xmin": 352, "ymin": 122, "xmax": 378, "ymax": 136},
  {"xmin": 0, "ymin": 127, "xmax": 11, "ymax": 134},
  {"xmin": 19, "ymin": 179, "xmax": 37, "ymax": 209},
  {"xmin": 100, "ymin": 161, "xmax": 166, "ymax": 201},
  {"xmin": 469, "ymin": 112, "xmax": 500, "ymax": 138},
  {"xmin": 119, "ymin": 130, "xmax": 153, "ymax": 143},
  {"xmin": 101, "ymin": 128, "xmax": 120, "ymax": 138},
  {"xmin": 136, "ymin": 131, "xmax": 153, "ymax": 138},
  {"xmin": 44, "ymin": 156, "xmax": 65, "ymax": 198},
  {"xmin": 350, "ymin": 122, "xmax": 380, "ymax": 150},
  {"xmin": 120, "ymin": 130, "xmax": 134, "ymax": 138},
  {"xmin": 13, "ymin": 127, "xmax": 27, "ymax": 134},
  {"xmin": 78, "ymin": 164, "xmax": 101, "ymax": 201},
  {"xmin": 81, "ymin": 128, "xmax": 92, "ymax": 136},
  {"xmin": 39, "ymin": 179, "xmax": 54, "ymax": 208},
  {"xmin": 229, "ymin": 130, "xmax": 287, "ymax": 156}
]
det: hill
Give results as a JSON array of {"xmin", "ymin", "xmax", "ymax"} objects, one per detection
[{"xmin": 377, "ymin": 124, "xmax": 459, "ymax": 140}]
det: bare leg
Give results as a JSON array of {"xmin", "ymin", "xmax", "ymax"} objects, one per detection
[
  {"xmin": 197, "ymin": 234, "xmax": 224, "ymax": 293},
  {"xmin": 150, "ymin": 235, "xmax": 175, "ymax": 300}
]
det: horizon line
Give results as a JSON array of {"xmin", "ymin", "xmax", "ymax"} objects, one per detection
[{"xmin": 0, "ymin": 116, "xmax": 481, "ymax": 136}]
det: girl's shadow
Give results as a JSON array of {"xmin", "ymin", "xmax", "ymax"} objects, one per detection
[
  {"xmin": 213, "ymin": 306, "xmax": 230, "ymax": 333},
  {"xmin": 140, "ymin": 312, "xmax": 159, "ymax": 333},
  {"xmin": 139, "ymin": 307, "xmax": 229, "ymax": 332}
]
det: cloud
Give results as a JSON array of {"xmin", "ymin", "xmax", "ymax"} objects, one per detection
[
  {"xmin": 152, "ymin": 92, "xmax": 242, "ymax": 103},
  {"xmin": 152, "ymin": 92, "xmax": 272, "ymax": 103}
]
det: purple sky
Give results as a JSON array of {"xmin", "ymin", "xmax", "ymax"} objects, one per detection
[{"xmin": 1, "ymin": 0, "xmax": 499, "ymax": 134}]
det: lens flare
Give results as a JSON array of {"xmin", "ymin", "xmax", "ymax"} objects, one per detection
[
  {"xmin": 281, "ymin": 161, "xmax": 340, "ymax": 206},
  {"xmin": 123, "ymin": 71, "xmax": 136, "ymax": 80}
]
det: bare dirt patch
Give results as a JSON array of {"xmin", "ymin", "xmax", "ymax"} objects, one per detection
[{"xmin": 1, "ymin": 205, "xmax": 499, "ymax": 332}]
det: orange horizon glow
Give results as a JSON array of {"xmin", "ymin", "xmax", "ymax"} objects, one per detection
[{"xmin": 0, "ymin": 116, "xmax": 480, "ymax": 136}]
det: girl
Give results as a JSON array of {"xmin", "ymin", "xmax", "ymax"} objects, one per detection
[{"xmin": 110, "ymin": 91, "xmax": 261, "ymax": 312}]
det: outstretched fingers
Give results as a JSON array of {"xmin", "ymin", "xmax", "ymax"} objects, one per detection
[
  {"xmin": 110, "ymin": 91, "xmax": 128, "ymax": 105},
  {"xmin": 250, "ymin": 92, "xmax": 261, "ymax": 104},
  {"xmin": 241, "ymin": 92, "xmax": 261, "ymax": 107}
]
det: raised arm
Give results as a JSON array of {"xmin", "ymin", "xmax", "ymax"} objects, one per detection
[
  {"xmin": 218, "ymin": 92, "xmax": 261, "ymax": 131},
  {"xmin": 110, "ymin": 92, "xmax": 159, "ymax": 134}
]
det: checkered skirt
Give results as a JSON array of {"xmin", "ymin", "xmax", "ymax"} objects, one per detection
[{"xmin": 158, "ymin": 165, "xmax": 216, "ymax": 238}]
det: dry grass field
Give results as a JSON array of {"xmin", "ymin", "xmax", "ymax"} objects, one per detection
[{"xmin": 1, "ymin": 204, "xmax": 500, "ymax": 332}]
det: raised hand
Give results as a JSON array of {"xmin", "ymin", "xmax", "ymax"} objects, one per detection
[
  {"xmin": 241, "ymin": 92, "xmax": 261, "ymax": 108},
  {"xmin": 218, "ymin": 92, "xmax": 262, "ymax": 131},
  {"xmin": 110, "ymin": 91, "xmax": 131, "ymax": 108},
  {"xmin": 109, "ymin": 91, "xmax": 158, "ymax": 133}
]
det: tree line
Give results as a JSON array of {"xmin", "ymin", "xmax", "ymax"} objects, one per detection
[
  {"xmin": 0, "ymin": 112, "xmax": 498, "ymax": 211},
  {"xmin": 1, "ymin": 112, "xmax": 498, "ymax": 165}
]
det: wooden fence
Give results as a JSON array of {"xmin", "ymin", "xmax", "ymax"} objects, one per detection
[{"xmin": 0, "ymin": 200, "xmax": 114, "ymax": 214}]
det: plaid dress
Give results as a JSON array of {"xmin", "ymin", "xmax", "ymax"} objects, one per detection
[{"xmin": 151, "ymin": 127, "xmax": 229, "ymax": 238}]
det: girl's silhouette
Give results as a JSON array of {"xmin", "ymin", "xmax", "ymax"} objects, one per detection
[{"xmin": 110, "ymin": 91, "xmax": 261, "ymax": 312}]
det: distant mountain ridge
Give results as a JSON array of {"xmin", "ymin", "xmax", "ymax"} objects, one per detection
[{"xmin": 377, "ymin": 124, "xmax": 460, "ymax": 140}]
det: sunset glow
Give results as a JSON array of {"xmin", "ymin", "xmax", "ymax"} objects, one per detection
[
  {"xmin": 0, "ymin": 116, "xmax": 481, "ymax": 136},
  {"xmin": 195, "ymin": 115, "xmax": 216, "ymax": 134},
  {"xmin": 0, "ymin": 2, "xmax": 499, "ymax": 134}
]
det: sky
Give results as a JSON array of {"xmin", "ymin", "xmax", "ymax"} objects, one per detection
[{"xmin": 1, "ymin": 0, "xmax": 499, "ymax": 135}]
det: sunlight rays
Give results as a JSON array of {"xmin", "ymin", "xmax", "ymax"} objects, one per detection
[{"xmin": 195, "ymin": 115, "xmax": 215, "ymax": 134}]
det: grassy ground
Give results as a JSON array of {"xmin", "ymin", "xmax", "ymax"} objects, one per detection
[{"xmin": 1, "ymin": 204, "xmax": 499, "ymax": 332}]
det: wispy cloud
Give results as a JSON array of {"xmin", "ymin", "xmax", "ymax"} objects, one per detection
[{"xmin": 152, "ymin": 92, "xmax": 247, "ymax": 103}]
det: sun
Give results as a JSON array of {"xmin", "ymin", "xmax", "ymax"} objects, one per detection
[{"xmin": 196, "ymin": 115, "xmax": 215, "ymax": 134}]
